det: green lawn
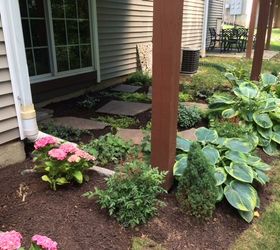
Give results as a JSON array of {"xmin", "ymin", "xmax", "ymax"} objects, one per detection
[{"xmin": 270, "ymin": 28, "xmax": 280, "ymax": 51}]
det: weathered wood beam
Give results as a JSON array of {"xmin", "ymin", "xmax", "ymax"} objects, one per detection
[
  {"xmin": 266, "ymin": 0, "xmax": 276, "ymax": 50},
  {"xmin": 251, "ymin": 0, "xmax": 271, "ymax": 80},
  {"xmin": 151, "ymin": 0, "xmax": 184, "ymax": 189}
]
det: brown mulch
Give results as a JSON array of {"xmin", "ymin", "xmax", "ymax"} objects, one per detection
[{"xmin": 0, "ymin": 157, "xmax": 274, "ymax": 250}]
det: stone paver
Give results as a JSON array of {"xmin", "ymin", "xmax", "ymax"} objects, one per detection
[
  {"xmin": 116, "ymin": 129, "xmax": 147, "ymax": 145},
  {"xmin": 111, "ymin": 84, "xmax": 141, "ymax": 93},
  {"xmin": 181, "ymin": 102, "xmax": 208, "ymax": 111},
  {"xmin": 42, "ymin": 116, "xmax": 108, "ymax": 130},
  {"xmin": 96, "ymin": 100, "xmax": 151, "ymax": 116},
  {"xmin": 178, "ymin": 128, "xmax": 197, "ymax": 141}
]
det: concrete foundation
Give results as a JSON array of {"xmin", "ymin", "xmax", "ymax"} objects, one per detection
[{"xmin": 0, "ymin": 141, "xmax": 26, "ymax": 168}]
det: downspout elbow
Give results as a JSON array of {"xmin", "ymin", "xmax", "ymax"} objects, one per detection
[{"xmin": 21, "ymin": 104, "xmax": 39, "ymax": 142}]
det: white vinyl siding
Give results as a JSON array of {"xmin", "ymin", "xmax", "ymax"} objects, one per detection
[{"xmin": 0, "ymin": 16, "xmax": 20, "ymax": 145}]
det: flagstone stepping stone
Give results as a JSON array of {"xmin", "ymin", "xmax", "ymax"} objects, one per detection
[
  {"xmin": 181, "ymin": 102, "xmax": 208, "ymax": 111},
  {"xmin": 111, "ymin": 84, "xmax": 141, "ymax": 93},
  {"xmin": 177, "ymin": 128, "xmax": 197, "ymax": 141},
  {"xmin": 41, "ymin": 117, "xmax": 108, "ymax": 130},
  {"xmin": 96, "ymin": 100, "xmax": 151, "ymax": 116},
  {"xmin": 116, "ymin": 129, "xmax": 148, "ymax": 145}
]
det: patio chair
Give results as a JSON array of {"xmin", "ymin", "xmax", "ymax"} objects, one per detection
[{"xmin": 208, "ymin": 28, "xmax": 220, "ymax": 50}]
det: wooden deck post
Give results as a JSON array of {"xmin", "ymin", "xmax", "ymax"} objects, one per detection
[
  {"xmin": 266, "ymin": 0, "xmax": 276, "ymax": 50},
  {"xmin": 151, "ymin": 0, "xmax": 184, "ymax": 189},
  {"xmin": 246, "ymin": 0, "xmax": 259, "ymax": 59},
  {"xmin": 251, "ymin": 0, "xmax": 271, "ymax": 80}
]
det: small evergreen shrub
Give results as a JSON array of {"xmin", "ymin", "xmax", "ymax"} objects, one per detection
[
  {"xmin": 97, "ymin": 115, "xmax": 139, "ymax": 129},
  {"xmin": 127, "ymin": 71, "xmax": 152, "ymax": 86},
  {"xmin": 178, "ymin": 104, "xmax": 202, "ymax": 128},
  {"xmin": 176, "ymin": 142, "xmax": 218, "ymax": 219},
  {"xmin": 84, "ymin": 160, "xmax": 166, "ymax": 227}
]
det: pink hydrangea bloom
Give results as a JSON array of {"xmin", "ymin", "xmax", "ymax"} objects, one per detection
[
  {"xmin": 34, "ymin": 136, "xmax": 58, "ymax": 150},
  {"xmin": 32, "ymin": 235, "xmax": 58, "ymax": 250},
  {"xmin": 59, "ymin": 143, "xmax": 78, "ymax": 154},
  {"xmin": 48, "ymin": 148, "xmax": 67, "ymax": 161},
  {"xmin": 75, "ymin": 149, "xmax": 96, "ymax": 161},
  {"xmin": 67, "ymin": 154, "xmax": 81, "ymax": 163},
  {"xmin": 0, "ymin": 230, "xmax": 22, "ymax": 250}
]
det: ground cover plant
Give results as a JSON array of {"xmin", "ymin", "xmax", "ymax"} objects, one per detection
[
  {"xmin": 209, "ymin": 72, "xmax": 280, "ymax": 155},
  {"xmin": 178, "ymin": 92, "xmax": 193, "ymax": 102},
  {"xmin": 84, "ymin": 160, "xmax": 166, "ymax": 228},
  {"xmin": 177, "ymin": 142, "xmax": 218, "ymax": 219},
  {"xmin": 174, "ymin": 127, "xmax": 271, "ymax": 222},
  {"xmin": 178, "ymin": 104, "xmax": 202, "ymax": 129},
  {"xmin": 126, "ymin": 71, "xmax": 152, "ymax": 86},
  {"xmin": 33, "ymin": 136, "xmax": 95, "ymax": 190},
  {"xmin": 118, "ymin": 92, "xmax": 151, "ymax": 103},
  {"xmin": 78, "ymin": 95, "xmax": 100, "ymax": 109},
  {"xmin": 96, "ymin": 115, "xmax": 139, "ymax": 129}
]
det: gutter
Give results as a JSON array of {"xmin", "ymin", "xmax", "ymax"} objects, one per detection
[{"xmin": 201, "ymin": 0, "xmax": 210, "ymax": 57}]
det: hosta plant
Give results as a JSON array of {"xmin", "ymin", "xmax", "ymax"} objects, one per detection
[
  {"xmin": 33, "ymin": 136, "xmax": 95, "ymax": 190},
  {"xmin": 209, "ymin": 73, "xmax": 280, "ymax": 155},
  {"xmin": 174, "ymin": 127, "xmax": 271, "ymax": 222}
]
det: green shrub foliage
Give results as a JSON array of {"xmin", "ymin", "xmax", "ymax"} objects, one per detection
[
  {"xmin": 178, "ymin": 104, "xmax": 202, "ymax": 129},
  {"xmin": 177, "ymin": 142, "xmax": 218, "ymax": 219},
  {"xmin": 97, "ymin": 116, "xmax": 139, "ymax": 129},
  {"xmin": 127, "ymin": 71, "xmax": 152, "ymax": 86},
  {"xmin": 84, "ymin": 161, "xmax": 166, "ymax": 227}
]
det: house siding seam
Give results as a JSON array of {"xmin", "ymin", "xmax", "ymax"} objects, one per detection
[
  {"xmin": 97, "ymin": 0, "xmax": 205, "ymax": 81},
  {"xmin": 0, "ymin": 16, "xmax": 20, "ymax": 145}
]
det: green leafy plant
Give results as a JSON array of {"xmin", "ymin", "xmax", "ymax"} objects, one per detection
[
  {"xmin": 177, "ymin": 142, "xmax": 218, "ymax": 219},
  {"xmin": 78, "ymin": 95, "xmax": 100, "ymax": 109},
  {"xmin": 209, "ymin": 73, "xmax": 280, "ymax": 155},
  {"xmin": 179, "ymin": 92, "xmax": 192, "ymax": 102},
  {"xmin": 96, "ymin": 115, "xmax": 139, "ymax": 129},
  {"xmin": 39, "ymin": 122, "xmax": 89, "ymax": 143},
  {"xmin": 178, "ymin": 104, "xmax": 202, "ymax": 129},
  {"xmin": 84, "ymin": 160, "xmax": 166, "ymax": 227},
  {"xmin": 33, "ymin": 136, "xmax": 95, "ymax": 190},
  {"xmin": 174, "ymin": 127, "xmax": 271, "ymax": 222},
  {"xmin": 127, "ymin": 71, "xmax": 152, "ymax": 86},
  {"xmin": 119, "ymin": 92, "xmax": 151, "ymax": 103},
  {"xmin": 82, "ymin": 133, "xmax": 135, "ymax": 166}
]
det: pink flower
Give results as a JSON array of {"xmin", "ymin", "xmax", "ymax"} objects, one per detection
[
  {"xmin": 0, "ymin": 230, "xmax": 22, "ymax": 250},
  {"xmin": 67, "ymin": 154, "xmax": 81, "ymax": 163},
  {"xmin": 34, "ymin": 136, "xmax": 58, "ymax": 150},
  {"xmin": 59, "ymin": 143, "xmax": 78, "ymax": 154},
  {"xmin": 48, "ymin": 149, "xmax": 67, "ymax": 161},
  {"xmin": 32, "ymin": 235, "xmax": 58, "ymax": 250},
  {"xmin": 75, "ymin": 149, "xmax": 96, "ymax": 161}
]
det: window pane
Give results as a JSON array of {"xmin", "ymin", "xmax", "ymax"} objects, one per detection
[
  {"xmin": 25, "ymin": 49, "xmax": 35, "ymax": 76},
  {"xmin": 67, "ymin": 20, "xmax": 79, "ymax": 44},
  {"xmin": 19, "ymin": 0, "xmax": 28, "ymax": 17},
  {"xmin": 51, "ymin": 0, "xmax": 64, "ymax": 18},
  {"xmin": 53, "ymin": 20, "xmax": 67, "ymax": 45},
  {"xmin": 31, "ymin": 20, "xmax": 48, "ymax": 47},
  {"xmin": 65, "ymin": 0, "xmax": 77, "ymax": 19},
  {"xmin": 78, "ymin": 0, "xmax": 89, "ymax": 19},
  {"xmin": 27, "ymin": 0, "xmax": 45, "ymax": 17},
  {"xmin": 69, "ymin": 46, "xmax": 80, "ymax": 69},
  {"xmin": 56, "ymin": 47, "xmax": 69, "ymax": 72},
  {"xmin": 81, "ymin": 45, "xmax": 92, "ymax": 68},
  {"xmin": 34, "ymin": 48, "xmax": 51, "ymax": 75},
  {"xmin": 79, "ymin": 20, "xmax": 90, "ymax": 44},
  {"xmin": 22, "ymin": 20, "xmax": 31, "ymax": 48}
]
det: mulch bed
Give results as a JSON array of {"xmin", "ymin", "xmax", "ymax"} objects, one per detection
[{"xmin": 0, "ymin": 155, "xmax": 275, "ymax": 250}]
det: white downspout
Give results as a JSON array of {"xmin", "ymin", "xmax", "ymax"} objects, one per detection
[
  {"xmin": 201, "ymin": 0, "xmax": 210, "ymax": 57},
  {"xmin": 0, "ymin": 0, "xmax": 39, "ymax": 141}
]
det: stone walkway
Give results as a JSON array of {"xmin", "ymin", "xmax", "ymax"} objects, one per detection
[
  {"xmin": 180, "ymin": 102, "xmax": 208, "ymax": 111},
  {"xmin": 207, "ymin": 50, "xmax": 279, "ymax": 60},
  {"xmin": 177, "ymin": 128, "xmax": 197, "ymax": 141},
  {"xmin": 116, "ymin": 129, "xmax": 146, "ymax": 145},
  {"xmin": 111, "ymin": 84, "xmax": 141, "ymax": 93}
]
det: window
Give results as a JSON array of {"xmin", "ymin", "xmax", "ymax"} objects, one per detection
[{"xmin": 19, "ymin": 0, "xmax": 94, "ymax": 81}]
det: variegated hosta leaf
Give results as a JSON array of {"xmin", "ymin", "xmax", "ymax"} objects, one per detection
[
  {"xmin": 243, "ymin": 132, "xmax": 259, "ymax": 149},
  {"xmin": 224, "ymin": 181, "xmax": 258, "ymax": 212},
  {"xmin": 258, "ymin": 98, "xmax": 277, "ymax": 112},
  {"xmin": 251, "ymin": 161, "xmax": 271, "ymax": 171},
  {"xmin": 257, "ymin": 127, "xmax": 272, "ymax": 140},
  {"xmin": 238, "ymin": 210, "xmax": 254, "ymax": 223},
  {"xmin": 261, "ymin": 73, "xmax": 278, "ymax": 87},
  {"xmin": 195, "ymin": 127, "xmax": 218, "ymax": 144},
  {"xmin": 216, "ymin": 185, "xmax": 224, "ymax": 202},
  {"xmin": 257, "ymin": 135, "xmax": 271, "ymax": 147},
  {"xmin": 273, "ymin": 124, "xmax": 280, "ymax": 132},
  {"xmin": 202, "ymin": 145, "xmax": 220, "ymax": 165},
  {"xmin": 225, "ymin": 72, "xmax": 237, "ymax": 82},
  {"xmin": 253, "ymin": 113, "xmax": 273, "ymax": 129},
  {"xmin": 173, "ymin": 156, "xmax": 188, "ymax": 177},
  {"xmin": 225, "ymin": 162, "xmax": 254, "ymax": 183},
  {"xmin": 224, "ymin": 138, "xmax": 253, "ymax": 153},
  {"xmin": 271, "ymin": 131, "xmax": 280, "ymax": 144},
  {"xmin": 263, "ymin": 141, "xmax": 279, "ymax": 156},
  {"xmin": 222, "ymin": 108, "xmax": 239, "ymax": 119},
  {"xmin": 176, "ymin": 153, "xmax": 188, "ymax": 161},
  {"xmin": 236, "ymin": 82, "xmax": 259, "ymax": 99},
  {"xmin": 214, "ymin": 167, "xmax": 227, "ymax": 186},
  {"xmin": 176, "ymin": 136, "xmax": 192, "ymax": 152},
  {"xmin": 208, "ymin": 94, "xmax": 236, "ymax": 109},
  {"xmin": 255, "ymin": 169, "xmax": 269, "ymax": 185},
  {"xmin": 224, "ymin": 150, "xmax": 248, "ymax": 164}
]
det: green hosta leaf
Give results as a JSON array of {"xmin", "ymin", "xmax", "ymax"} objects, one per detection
[
  {"xmin": 237, "ymin": 82, "xmax": 259, "ymax": 98},
  {"xmin": 243, "ymin": 133, "xmax": 259, "ymax": 149},
  {"xmin": 56, "ymin": 177, "xmax": 69, "ymax": 185},
  {"xmin": 217, "ymin": 186, "xmax": 224, "ymax": 202},
  {"xmin": 258, "ymin": 135, "xmax": 271, "ymax": 147},
  {"xmin": 213, "ymin": 137, "xmax": 227, "ymax": 146},
  {"xmin": 271, "ymin": 131, "xmax": 280, "ymax": 144},
  {"xmin": 257, "ymin": 127, "xmax": 272, "ymax": 140},
  {"xmin": 261, "ymin": 73, "xmax": 278, "ymax": 86},
  {"xmin": 214, "ymin": 167, "xmax": 227, "ymax": 186},
  {"xmin": 208, "ymin": 94, "xmax": 236, "ymax": 109},
  {"xmin": 41, "ymin": 175, "xmax": 51, "ymax": 184},
  {"xmin": 222, "ymin": 108, "xmax": 239, "ymax": 119},
  {"xmin": 176, "ymin": 137, "xmax": 192, "ymax": 152},
  {"xmin": 224, "ymin": 150, "xmax": 248, "ymax": 164},
  {"xmin": 255, "ymin": 169, "xmax": 269, "ymax": 185},
  {"xmin": 251, "ymin": 161, "xmax": 271, "ymax": 171},
  {"xmin": 225, "ymin": 162, "xmax": 254, "ymax": 183},
  {"xmin": 273, "ymin": 124, "xmax": 280, "ymax": 132},
  {"xmin": 73, "ymin": 170, "xmax": 83, "ymax": 184},
  {"xmin": 202, "ymin": 145, "xmax": 220, "ymax": 165},
  {"xmin": 224, "ymin": 138, "xmax": 253, "ymax": 153},
  {"xmin": 224, "ymin": 181, "xmax": 258, "ymax": 211},
  {"xmin": 270, "ymin": 111, "xmax": 280, "ymax": 122},
  {"xmin": 259, "ymin": 99, "xmax": 277, "ymax": 112},
  {"xmin": 263, "ymin": 141, "xmax": 278, "ymax": 156},
  {"xmin": 247, "ymin": 155, "xmax": 261, "ymax": 165},
  {"xmin": 238, "ymin": 210, "xmax": 254, "ymax": 223},
  {"xmin": 176, "ymin": 153, "xmax": 188, "ymax": 161},
  {"xmin": 225, "ymin": 72, "xmax": 237, "ymax": 82},
  {"xmin": 253, "ymin": 113, "xmax": 273, "ymax": 128},
  {"xmin": 195, "ymin": 127, "xmax": 218, "ymax": 144},
  {"xmin": 173, "ymin": 156, "xmax": 188, "ymax": 177}
]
